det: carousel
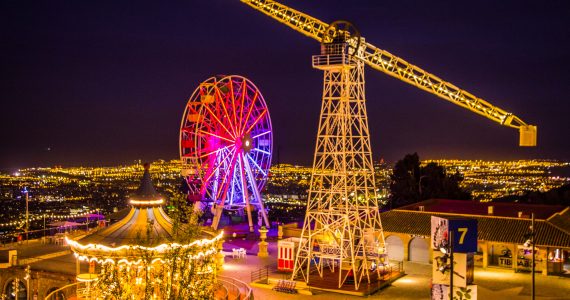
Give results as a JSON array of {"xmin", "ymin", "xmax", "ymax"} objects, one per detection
[{"xmin": 66, "ymin": 163, "xmax": 222, "ymax": 299}]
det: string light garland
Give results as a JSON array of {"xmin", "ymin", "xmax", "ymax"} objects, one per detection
[
  {"xmin": 129, "ymin": 199, "xmax": 164, "ymax": 206},
  {"xmin": 66, "ymin": 231, "xmax": 223, "ymax": 259},
  {"xmin": 0, "ymin": 210, "xmax": 99, "ymax": 227},
  {"xmin": 73, "ymin": 247, "xmax": 219, "ymax": 265}
]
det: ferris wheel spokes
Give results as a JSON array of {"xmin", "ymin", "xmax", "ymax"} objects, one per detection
[
  {"xmin": 180, "ymin": 75, "xmax": 272, "ymax": 232},
  {"xmin": 201, "ymin": 145, "xmax": 236, "ymax": 188},
  {"xmin": 202, "ymin": 105, "xmax": 236, "ymax": 140},
  {"xmin": 240, "ymin": 92, "xmax": 259, "ymax": 134},
  {"xmin": 247, "ymin": 155, "xmax": 267, "ymax": 177},
  {"xmin": 210, "ymin": 148, "xmax": 239, "ymax": 228},
  {"xmin": 244, "ymin": 153, "xmax": 270, "ymax": 228},
  {"xmin": 236, "ymin": 153, "xmax": 252, "ymax": 231}
]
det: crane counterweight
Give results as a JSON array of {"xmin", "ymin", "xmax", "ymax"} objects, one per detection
[{"xmin": 520, "ymin": 125, "xmax": 538, "ymax": 147}]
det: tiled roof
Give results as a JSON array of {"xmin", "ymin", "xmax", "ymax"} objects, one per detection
[
  {"xmin": 547, "ymin": 207, "xmax": 570, "ymax": 235},
  {"xmin": 381, "ymin": 210, "xmax": 570, "ymax": 248},
  {"xmin": 398, "ymin": 199, "xmax": 564, "ymax": 219}
]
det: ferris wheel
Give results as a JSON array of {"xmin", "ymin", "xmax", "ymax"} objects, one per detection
[{"xmin": 180, "ymin": 75, "xmax": 272, "ymax": 231}]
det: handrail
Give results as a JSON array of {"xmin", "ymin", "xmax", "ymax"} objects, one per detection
[
  {"xmin": 44, "ymin": 278, "xmax": 242, "ymax": 300},
  {"xmin": 217, "ymin": 282, "xmax": 229, "ymax": 300},
  {"xmin": 44, "ymin": 282, "xmax": 80, "ymax": 300},
  {"xmin": 250, "ymin": 265, "xmax": 269, "ymax": 283},
  {"xmin": 218, "ymin": 279, "xmax": 240, "ymax": 300},
  {"xmin": 218, "ymin": 275, "xmax": 254, "ymax": 300}
]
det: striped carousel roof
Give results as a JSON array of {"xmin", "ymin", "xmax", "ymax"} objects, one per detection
[
  {"xmin": 74, "ymin": 163, "xmax": 174, "ymax": 248},
  {"xmin": 68, "ymin": 163, "xmax": 222, "ymax": 262}
]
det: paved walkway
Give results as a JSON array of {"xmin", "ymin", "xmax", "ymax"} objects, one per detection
[
  {"xmin": 1, "ymin": 239, "xmax": 69, "ymax": 259},
  {"xmin": 6, "ymin": 236, "xmax": 570, "ymax": 299},
  {"xmin": 219, "ymin": 239, "xmax": 570, "ymax": 299}
]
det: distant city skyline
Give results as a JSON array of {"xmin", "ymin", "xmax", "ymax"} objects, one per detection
[{"xmin": 2, "ymin": 0, "xmax": 569, "ymax": 169}]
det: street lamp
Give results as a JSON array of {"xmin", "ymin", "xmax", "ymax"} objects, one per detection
[
  {"xmin": 523, "ymin": 213, "xmax": 536, "ymax": 300},
  {"xmin": 24, "ymin": 265, "xmax": 31, "ymax": 300},
  {"xmin": 22, "ymin": 187, "xmax": 29, "ymax": 242},
  {"xmin": 448, "ymin": 231, "xmax": 454, "ymax": 298}
]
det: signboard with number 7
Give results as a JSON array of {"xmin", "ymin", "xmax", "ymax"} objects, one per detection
[{"xmin": 449, "ymin": 219, "xmax": 478, "ymax": 253}]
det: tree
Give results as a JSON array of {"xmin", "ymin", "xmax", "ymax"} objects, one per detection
[
  {"xmin": 389, "ymin": 153, "xmax": 421, "ymax": 208},
  {"xmin": 389, "ymin": 153, "xmax": 470, "ymax": 209}
]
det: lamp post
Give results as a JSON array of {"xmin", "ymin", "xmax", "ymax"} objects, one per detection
[
  {"xmin": 22, "ymin": 187, "xmax": 29, "ymax": 242},
  {"xmin": 449, "ymin": 230, "xmax": 454, "ymax": 299},
  {"xmin": 531, "ymin": 213, "xmax": 535, "ymax": 300},
  {"xmin": 24, "ymin": 265, "xmax": 31, "ymax": 300},
  {"xmin": 524, "ymin": 212, "xmax": 536, "ymax": 300}
]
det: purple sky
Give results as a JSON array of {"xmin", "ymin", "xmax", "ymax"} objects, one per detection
[{"xmin": 1, "ymin": 0, "xmax": 569, "ymax": 169}]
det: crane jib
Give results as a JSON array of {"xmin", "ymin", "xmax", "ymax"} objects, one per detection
[{"xmin": 240, "ymin": 0, "xmax": 537, "ymax": 147}]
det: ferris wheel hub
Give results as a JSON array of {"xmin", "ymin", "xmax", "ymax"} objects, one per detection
[{"xmin": 241, "ymin": 133, "xmax": 253, "ymax": 153}]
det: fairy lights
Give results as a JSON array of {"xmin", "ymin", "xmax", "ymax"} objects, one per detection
[
  {"xmin": 73, "ymin": 247, "xmax": 219, "ymax": 265},
  {"xmin": 0, "ymin": 210, "xmax": 99, "ymax": 228},
  {"xmin": 129, "ymin": 199, "xmax": 164, "ymax": 206},
  {"xmin": 66, "ymin": 231, "xmax": 223, "ymax": 259}
]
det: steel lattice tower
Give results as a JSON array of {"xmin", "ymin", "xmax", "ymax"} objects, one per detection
[
  {"xmin": 241, "ymin": 0, "xmax": 535, "ymax": 291},
  {"xmin": 292, "ymin": 36, "xmax": 387, "ymax": 290}
]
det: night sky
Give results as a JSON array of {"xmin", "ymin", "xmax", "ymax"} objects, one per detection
[{"xmin": 1, "ymin": 0, "xmax": 569, "ymax": 169}]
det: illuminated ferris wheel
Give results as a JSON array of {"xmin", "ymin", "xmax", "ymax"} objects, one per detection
[{"xmin": 180, "ymin": 75, "xmax": 272, "ymax": 231}]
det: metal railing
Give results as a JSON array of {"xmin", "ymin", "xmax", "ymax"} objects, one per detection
[
  {"xmin": 44, "ymin": 282, "xmax": 80, "ymax": 300},
  {"xmin": 0, "ymin": 225, "xmax": 100, "ymax": 248},
  {"xmin": 312, "ymin": 54, "xmax": 355, "ymax": 67},
  {"xmin": 218, "ymin": 275, "xmax": 253, "ymax": 300},
  {"xmin": 250, "ymin": 266, "xmax": 269, "ymax": 284},
  {"xmin": 216, "ymin": 282, "xmax": 229, "ymax": 300},
  {"xmin": 44, "ymin": 279, "xmax": 247, "ymax": 300},
  {"xmin": 379, "ymin": 260, "xmax": 404, "ymax": 280}
]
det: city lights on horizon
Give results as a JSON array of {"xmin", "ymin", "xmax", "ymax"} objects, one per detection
[{"xmin": 0, "ymin": 158, "xmax": 568, "ymax": 231}]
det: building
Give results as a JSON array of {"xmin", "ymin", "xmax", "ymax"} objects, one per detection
[{"xmin": 381, "ymin": 199, "xmax": 570, "ymax": 275}]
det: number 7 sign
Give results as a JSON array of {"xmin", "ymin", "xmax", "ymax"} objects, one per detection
[{"xmin": 449, "ymin": 219, "xmax": 478, "ymax": 253}]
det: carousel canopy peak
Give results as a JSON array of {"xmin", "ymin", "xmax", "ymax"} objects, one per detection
[{"xmin": 130, "ymin": 162, "xmax": 162, "ymax": 205}]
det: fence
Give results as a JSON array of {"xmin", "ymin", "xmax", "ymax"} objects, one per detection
[
  {"xmin": 312, "ymin": 54, "xmax": 355, "ymax": 67},
  {"xmin": 218, "ymin": 275, "xmax": 254, "ymax": 300},
  {"xmin": 44, "ymin": 282, "xmax": 80, "ymax": 300},
  {"xmin": 380, "ymin": 260, "xmax": 404, "ymax": 280},
  {"xmin": 250, "ymin": 265, "xmax": 269, "ymax": 284}
]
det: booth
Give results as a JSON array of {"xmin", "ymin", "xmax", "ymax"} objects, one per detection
[{"xmin": 277, "ymin": 237, "xmax": 302, "ymax": 272}]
